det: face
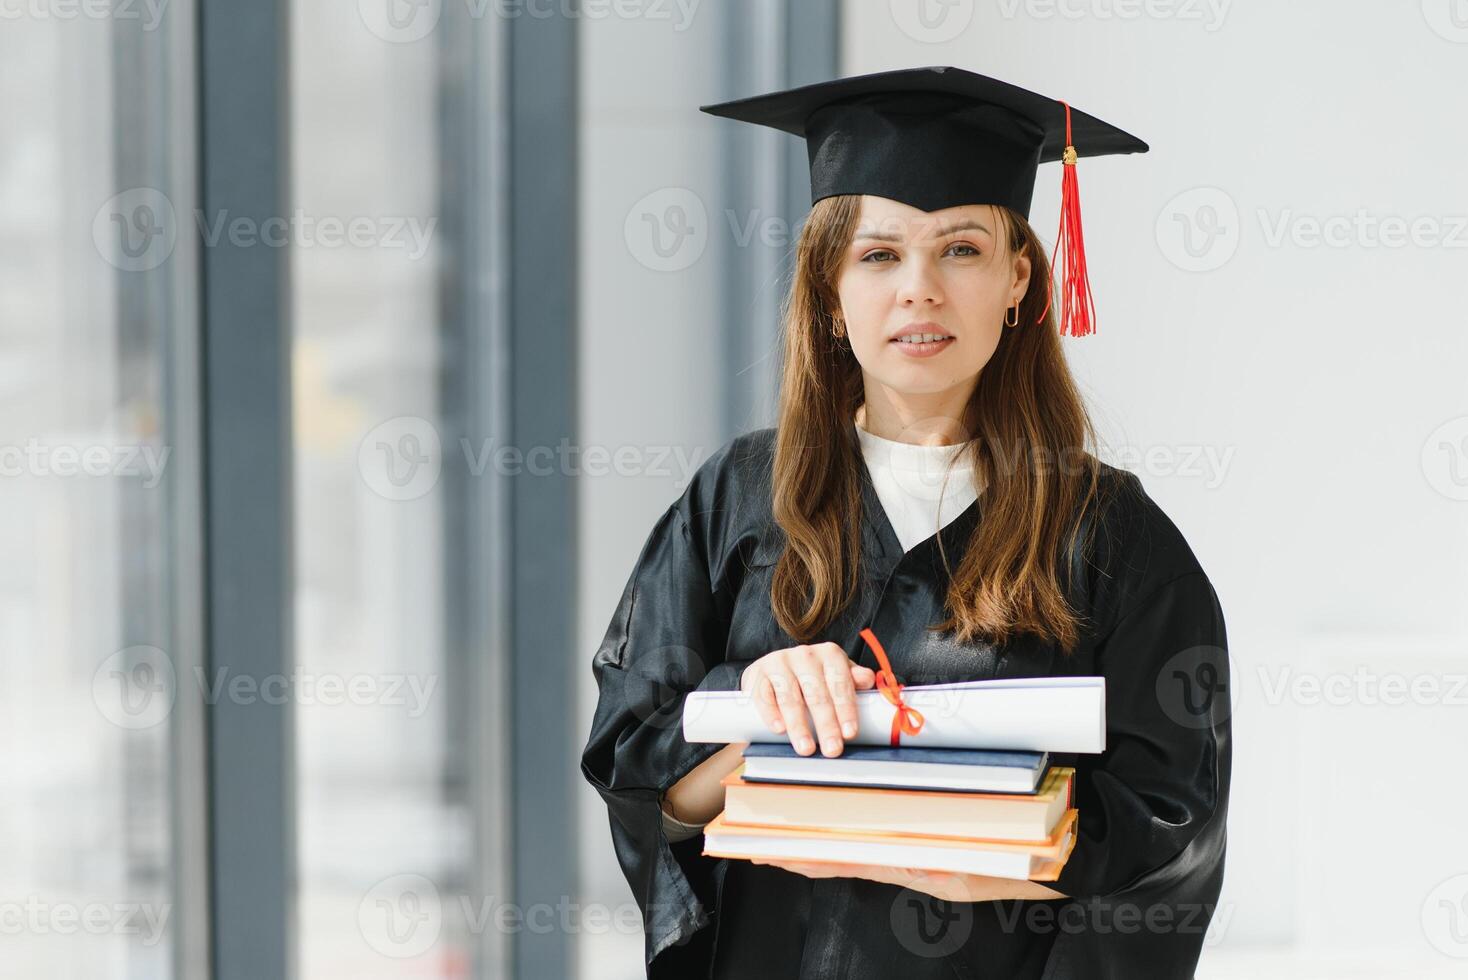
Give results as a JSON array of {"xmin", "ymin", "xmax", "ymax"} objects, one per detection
[{"xmin": 835, "ymin": 196, "xmax": 1030, "ymax": 401}]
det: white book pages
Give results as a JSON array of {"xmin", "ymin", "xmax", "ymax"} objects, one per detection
[
  {"xmin": 683, "ymin": 676, "xmax": 1105, "ymax": 753},
  {"xmin": 703, "ymin": 829, "xmax": 1051, "ymax": 879}
]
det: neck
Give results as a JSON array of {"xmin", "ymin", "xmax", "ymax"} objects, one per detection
[{"xmin": 856, "ymin": 379, "xmax": 977, "ymax": 447}]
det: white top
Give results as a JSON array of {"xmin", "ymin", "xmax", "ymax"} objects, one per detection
[
  {"xmin": 660, "ymin": 423, "xmax": 980, "ymax": 842},
  {"xmin": 853, "ymin": 422, "xmax": 979, "ymax": 553}
]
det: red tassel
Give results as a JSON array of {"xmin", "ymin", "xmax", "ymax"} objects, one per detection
[{"xmin": 1037, "ymin": 101, "xmax": 1096, "ymax": 337}]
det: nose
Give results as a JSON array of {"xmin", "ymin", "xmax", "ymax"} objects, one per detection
[{"xmin": 895, "ymin": 253, "xmax": 943, "ymax": 307}]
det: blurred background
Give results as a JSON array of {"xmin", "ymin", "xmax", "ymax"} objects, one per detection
[{"xmin": 2, "ymin": 0, "xmax": 1466, "ymax": 977}]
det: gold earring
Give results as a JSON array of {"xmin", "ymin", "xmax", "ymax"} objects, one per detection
[
  {"xmin": 1004, "ymin": 302, "xmax": 1019, "ymax": 328},
  {"xmin": 832, "ymin": 316, "xmax": 846, "ymax": 338}
]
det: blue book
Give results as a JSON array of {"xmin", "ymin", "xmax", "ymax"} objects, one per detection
[{"xmin": 740, "ymin": 743, "xmax": 1049, "ymax": 794}]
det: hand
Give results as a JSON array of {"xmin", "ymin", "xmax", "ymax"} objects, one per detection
[
  {"xmin": 748, "ymin": 858, "xmax": 1064, "ymax": 902},
  {"xmin": 749, "ymin": 857, "xmax": 918, "ymax": 890},
  {"xmin": 739, "ymin": 643, "xmax": 876, "ymax": 757}
]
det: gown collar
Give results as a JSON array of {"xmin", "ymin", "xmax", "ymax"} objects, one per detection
[{"xmin": 852, "ymin": 427, "xmax": 982, "ymax": 565}]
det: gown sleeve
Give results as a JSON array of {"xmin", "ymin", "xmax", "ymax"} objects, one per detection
[
  {"xmin": 579, "ymin": 462, "xmax": 751, "ymax": 977},
  {"xmin": 1044, "ymin": 477, "xmax": 1232, "ymax": 979}
]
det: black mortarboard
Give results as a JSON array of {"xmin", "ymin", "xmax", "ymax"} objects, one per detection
[{"xmin": 699, "ymin": 65, "xmax": 1149, "ymax": 336}]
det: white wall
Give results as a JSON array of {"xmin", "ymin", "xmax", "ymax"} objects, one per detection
[
  {"xmin": 844, "ymin": 2, "xmax": 1468, "ymax": 976},
  {"xmin": 575, "ymin": 7, "xmax": 737, "ymax": 979}
]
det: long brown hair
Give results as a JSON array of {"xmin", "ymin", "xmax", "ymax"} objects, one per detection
[{"xmin": 769, "ymin": 194, "xmax": 1115, "ymax": 654}]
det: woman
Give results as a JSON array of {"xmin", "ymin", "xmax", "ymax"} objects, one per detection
[{"xmin": 581, "ymin": 66, "xmax": 1230, "ymax": 980}]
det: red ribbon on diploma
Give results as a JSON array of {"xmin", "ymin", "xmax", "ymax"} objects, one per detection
[{"xmin": 858, "ymin": 627, "xmax": 924, "ymax": 746}]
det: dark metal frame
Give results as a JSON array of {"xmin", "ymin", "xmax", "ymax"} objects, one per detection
[{"xmin": 197, "ymin": 3, "xmax": 296, "ymax": 979}]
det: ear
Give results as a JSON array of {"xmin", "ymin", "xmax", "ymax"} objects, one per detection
[{"xmin": 1011, "ymin": 250, "xmax": 1032, "ymax": 303}]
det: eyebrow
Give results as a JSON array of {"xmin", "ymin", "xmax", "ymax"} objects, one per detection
[{"xmin": 853, "ymin": 218, "xmax": 993, "ymax": 243}]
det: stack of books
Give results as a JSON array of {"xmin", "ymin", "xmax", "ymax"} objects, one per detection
[
  {"xmin": 682, "ymin": 675, "xmax": 1105, "ymax": 881},
  {"xmin": 702, "ymin": 745, "xmax": 1076, "ymax": 880}
]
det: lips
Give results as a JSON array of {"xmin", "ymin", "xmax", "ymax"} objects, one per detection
[
  {"xmin": 890, "ymin": 332, "xmax": 953, "ymax": 344},
  {"xmin": 889, "ymin": 334, "xmax": 955, "ymax": 358},
  {"xmin": 889, "ymin": 321, "xmax": 953, "ymax": 344}
]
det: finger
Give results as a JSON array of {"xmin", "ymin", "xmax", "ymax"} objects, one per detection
[
  {"xmin": 767, "ymin": 663, "xmax": 815, "ymax": 754},
  {"xmin": 791, "ymin": 647, "xmax": 844, "ymax": 757},
  {"xmin": 851, "ymin": 664, "xmax": 877, "ymax": 689},
  {"xmin": 816, "ymin": 644, "xmax": 860, "ymax": 740},
  {"xmin": 750, "ymin": 674, "xmax": 785, "ymax": 735}
]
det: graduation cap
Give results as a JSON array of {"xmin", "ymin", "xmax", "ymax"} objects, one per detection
[{"xmin": 699, "ymin": 65, "xmax": 1149, "ymax": 337}]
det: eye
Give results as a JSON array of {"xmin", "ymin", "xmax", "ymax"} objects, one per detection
[
  {"xmin": 946, "ymin": 242, "xmax": 980, "ymax": 257},
  {"xmin": 860, "ymin": 249, "xmax": 896, "ymax": 263}
]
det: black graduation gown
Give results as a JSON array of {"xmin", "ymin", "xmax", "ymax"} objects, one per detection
[{"xmin": 580, "ymin": 426, "xmax": 1231, "ymax": 980}]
